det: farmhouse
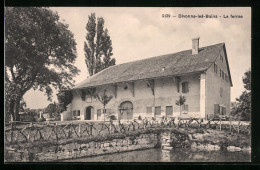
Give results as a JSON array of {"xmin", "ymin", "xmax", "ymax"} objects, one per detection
[{"xmin": 61, "ymin": 38, "xmax": 232, "ymax": 121}]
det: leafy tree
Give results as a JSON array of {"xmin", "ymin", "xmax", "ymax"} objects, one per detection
[
  {"xmin": 84, "ymin": 13, "xmax": 116, "ymax": 76},
  {"xmin": 95, "ymin": 89, "xmax": 113, "ymax": 121},
  {"xmin": 45, "ymin": 101, "xmax": 60, "ymax": 118},
  {"xmin": 175, "ymin": 95, "xmax": 186, "ymax": 118},
  {"xmin": 5, "ymin": 7, "xmax": 79, "ymax": 121},
  {"xmin": 232, "ymin": 69, "xmax": 251, "ymax": 121}
]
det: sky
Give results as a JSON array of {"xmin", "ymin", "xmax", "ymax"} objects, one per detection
[{"xmin": 23, "ymin": 7, "xmax": 251, "ymax": 109}]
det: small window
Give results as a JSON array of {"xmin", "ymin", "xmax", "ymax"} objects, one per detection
[
  {"xmin": 222, "ymin": 71, "xmax": 225, "ymax": 80},
  {"xmin": 166, "ymin": 106, "xmax": 173, "ymax": 116},
  {"xmin": 155, "ymin": 106, "xmax": 161, "ymax": 116},
  {"xmin": 182, "ymin": 82, "xmax": 189, "ymax": 93},
  {"xmin": 73, "ymin": 110, "xmax": 80, "ymax": 116},
  {"xmin": 220, "ymin": 69, "xmax": 222, "ymax": 77},
  {"xmin": 222, "ymin": 107, "xmax": 226, "ymax": 115},
  {"xmin": 146, "ymin": 107, "xmax": 152, "ymax": 114},
  {"xmin": 214, "ymin": 104, "xmax": 220, "ymax": 115}
]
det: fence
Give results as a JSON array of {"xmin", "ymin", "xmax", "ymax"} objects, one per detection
[{"xmin": 5, "ymin": 116, "xmax": 250, "ymax": 144}]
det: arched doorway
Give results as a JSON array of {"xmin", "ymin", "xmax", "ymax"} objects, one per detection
[
  {"xmin": 85, "ymin": 106, "xmax": 94, "ymax": 120},
  {"xmin": 119, "ymin": 101, "xmax": 133, "ymax": 120}
]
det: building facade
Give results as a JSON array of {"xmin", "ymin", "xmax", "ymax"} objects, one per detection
[{"xmin": 61, "ymin": 38, "xmax": 232, "ymax": 121}]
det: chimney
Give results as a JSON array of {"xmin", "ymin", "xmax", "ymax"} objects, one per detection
[{"xmin": 192, "ymin": 37, "xmax": 200, "ymax": 54}]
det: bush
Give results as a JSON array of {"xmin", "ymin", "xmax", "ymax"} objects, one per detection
[{"xmin": 110, "ymin": 115, "xmax": 117, "ymax": 120}]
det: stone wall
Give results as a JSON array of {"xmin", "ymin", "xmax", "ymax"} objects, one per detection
[{"xmin": 5, "ymin": 133, "xmax": 159, "ymax": 162}]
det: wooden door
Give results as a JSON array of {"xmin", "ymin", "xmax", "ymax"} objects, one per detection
[{"xmin": 85, "ymin": 107, "xmax": 93, "ymax": 120}]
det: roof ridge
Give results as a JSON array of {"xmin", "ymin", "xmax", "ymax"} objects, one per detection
[{"xmin": 114, "ymin": 42, "xmax": 224, "ymax": 67}]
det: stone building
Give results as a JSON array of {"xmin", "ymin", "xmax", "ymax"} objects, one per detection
[{"xmin": 61, "ymin": 38, "xmax": 232, "ymax": 121}]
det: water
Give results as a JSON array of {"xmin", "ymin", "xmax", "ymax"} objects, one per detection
[{"xmin": 62, "ymin": 148, "xmax": 251, "ymax": 162}]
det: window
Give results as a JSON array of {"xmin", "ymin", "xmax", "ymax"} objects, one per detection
[
  {"xmin": 181, "ymin": 104, "xmax": 188, "ymax": 114},
  {"xmin": 214, "ymin": 63, "xmax": 218, "ymax": 73},
  {"xmin": 97, "ymin": 109, "xmax": 102, "ymax": 116},
  {"xmin": 220, "ymin": 69, "xmax": 222, "ymax": 77},
  {"xmin": 221, "ymin": 107, "xmax": 226, "ymax": 115},
  {"xmin": 182, "ymin": 82, "xmax": 189, "ymax": 93},
  {"xmin": 155, "ymin": 106, "xmax": 161, "ymax": 116},
  {"xmin": 73, "ymin": 110, "xmax": 80, "ymax": 116},
  {"xmin": 146, "ymin": 107, "xmax": 152, "ymax": 114},
  {"xmin": 222, "ymin": 71, "xmax": 225, "ymax": 80},
  {"xmin": 214, "ymin": 104, "xmax": 220, "ymax": 115},
  {"xmin": 166, "ymin": 106, "xmax": 173, "ymax": 116}
]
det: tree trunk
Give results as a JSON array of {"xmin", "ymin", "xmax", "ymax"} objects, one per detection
[
  {"xmin": 9, "ymin": 99, "xmax": 15, "ymax": 122},
  {"xmin": 14, "ymin": 98, "xmax": 21, "ymax": 121},
  {"xmin": 180, "ymin": 105, "xmax": 182, "ymax": 119},
  {"xmin": 103, "ymin": 105, "xmax": 106, "ymax": 122}
]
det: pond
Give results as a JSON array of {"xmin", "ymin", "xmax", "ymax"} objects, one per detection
[{"xmin": 61, "ymin": 148, "xmax": 251, "ymax": 162}]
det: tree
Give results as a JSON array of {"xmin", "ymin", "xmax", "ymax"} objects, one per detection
[
  {"xmin": 95, "ymin": 90, "xmax": 113, "ymax": 121},
  {"xmin": 5, "ymin": 7, "xmax": 79, "ymax": 121},
  {"xmin": 45, "ymin": 101, "xmax": 59, "ymax": 118},
  {"xmin": 175, "ymin": 95, "xmax": 186, "ymax": 118},
  {"xmin": 233, "ymin": 69, "xmax": 251, "ymax": 121},
  {"xmin": 84, "ymin": 13, "xmax": 116, "ymax": 76}
]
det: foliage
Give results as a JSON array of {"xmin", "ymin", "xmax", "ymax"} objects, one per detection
[
  {"xmin": 84, "ymin": 13, "xmax": 116, "ymax": 76},
  {"xmin": 175, "ymin": 95, "xmax": 186, "ymax": 117},
  {"xmin": 19, "ymin": 99, "xmax": 27, "ymax": 112},
  {"xmin": 44, "ymin": 101, "xmax": 61, "ymax": 119},
  {"xmin": 5, "ymin": 7, "xmax": 79, "ymax": 121},
  {"xmin": 57, "ymin": 90, "xmax": 73, "ymax": 112},
  {"xmin": 95, "ymin": 89, "xmax": 113, "ymax": 109},
  {"xmin": 94, "ymin": 89, "xmax": 113, "ymax": 121},
  {"xmin": 232, "ymin": 69, "xmax": 251, "ymax": 121}
]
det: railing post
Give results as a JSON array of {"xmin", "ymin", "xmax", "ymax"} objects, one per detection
[
  {"xmin": 229, "ymin": 120, "xmax": 232, "ymax": 132},
  {"xmin": 220, "ymin": 119, "xmax": 222, "ymax": 131},
  {"xmin": 78, "ymin": 124, "xmax": 81, "ymax": 137},
  {"xmin": 10, "ymin": 122, "xmax": 14, "ymax": 144}
]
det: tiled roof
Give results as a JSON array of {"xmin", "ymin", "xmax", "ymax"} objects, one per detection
[{"xmin": 74, "ymin": 43, "xmax": 227, "ymax": 89}]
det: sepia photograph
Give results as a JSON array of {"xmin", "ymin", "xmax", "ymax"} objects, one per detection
[{"xmin": 4, "ymin": 7, "xmax": 251, "ymax": 162}]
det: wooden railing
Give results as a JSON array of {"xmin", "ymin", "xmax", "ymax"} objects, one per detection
[{"xmin": 5, "ymin": 116, "xmax": 250, "ymax": 144}]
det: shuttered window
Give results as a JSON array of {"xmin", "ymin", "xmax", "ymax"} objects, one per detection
[
  {"xmin": 166, "ymin": 106, "xmax": 173, "ymax": 116},
  {"xmin": 146, "ymin": 107, "xmax": 152, "ymax": 114},
  {"xmin": 214, "ymin": 104, "xmax": 220, "ymax": 115},
  {"xmin": 221, "ymin": 106, "xmax": 226, "ymax": 115},
  {"xmin": 182, "ymin": 82, "xmax": 189, "ymax": 93},
  {"xmin": 182, "ymin": 105, "xmax": 188, "ymax": 113},
  {"xmin": 97, "ymin": 109, "xmax": 102, "ymax": 116},
  {"xmin": 155, "ymin": 106, "xmax": 161, "ymax": 116}
]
